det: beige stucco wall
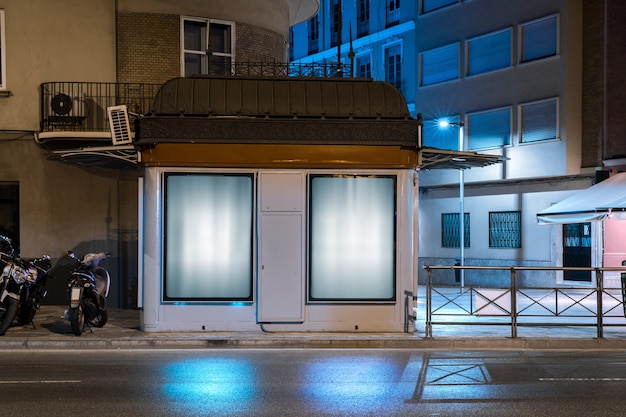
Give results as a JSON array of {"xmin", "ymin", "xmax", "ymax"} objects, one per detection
[{"xmin": 0, "ymin": 0, "xmax": 116, "ymax": 131}]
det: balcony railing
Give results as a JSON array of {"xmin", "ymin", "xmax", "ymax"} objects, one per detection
[
  {"xmin": 40, "ymin": 64, "xmax": 353, "ymax": 133},
  {"xmin": 40, "ymin": 82, "xmax": 161, "ymax": 133}
]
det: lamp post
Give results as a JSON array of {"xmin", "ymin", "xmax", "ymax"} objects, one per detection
[{"xmin": 439, "ymin": 120, "xmax": 465, "ymax": 289}]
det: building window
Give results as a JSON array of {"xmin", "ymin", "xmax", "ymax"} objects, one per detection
[
  {"xmin": 356, "ymin": 54, "xmax": 372, "ymax": 78},
  {"xmin": 385, "ymin": 44, "xmax": 402, "ymax": 90},
  {"xmin": 489, "ymin": 211, "xmax": 521, "ymax": 248},
  {"xmin": 386, "ymin": 0, "xmax": 400, "ymax": 27},
  {"xmin": 163, "ymin": 173, "xmax": 253, "ymax": 302},
  {"xmin": 308, "ymin": 15, "xmax": 319, "ymax": 54},
  {"xmin": 421, "ymin": 0, "xmax": 459, "ymax": 14},
  {"xmin": 309, "ymin": 175, "xmax": 396, "ymax": 302},
  {"xmin": 442, "ymin": 213, "xmax": 470, "ymax": 248},
  {"xmin": 357, "ymin": 0, "xmax": 370, "ymax": 37},
  {"xmin": 520, "ymin": 14, "xmax": 558, "ymax": 63},
  {"xmin": 467, "ymin": 107, "xmax": 511, "ymax": 150},
  {"xmin": 466, "ymin": 28, "xmax": 512, "ymax": 76},
  {"xmin": 420, "ymin": 42, "xmax": 459, "ymax": 86},
  {"xmin": 519, "ymin": 98, "xmax": 558, "ymax": 143},
  {"xmin": 0, "ymin": 9, "xmax": 5, "ymax": 90},
  {"xmin": 331, "ymin": 0, "xmax": 340, "ymax": 47},
  {"xmin": 182, "ymin": 17, "xmax": 234, "ymax": 76}
]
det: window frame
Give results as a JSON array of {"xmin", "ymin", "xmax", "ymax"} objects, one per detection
[
  {"xmin": 308, "ymin": 174, "xmax": 397, "ymax": 303},
  {"xmin": 0, "ymin": 9, "xmax": 5, "ymax": 90},
  {"xmin": 519, "ymin": 14, "xmax": 559, "ymax": 64},
  {"xmin": 519, "ymin": 97, "xmax": 559, "ymax": 144},
  {"xmin": 181, "ymin": 16, "xmax": 235, "ymax": 77},
  {"xmin": 466, "ymin": 106, "xmax": 512, "ymax": 150},
  {"xmin": 419, "ymin": 42, "xmax": 460, "ymax": 87},
  {"xmin": 420, "ymin": 0, "xmax": 459, "ymax": 15},
  {"xmin": 384, "ymin": 42, "xmax": 402, "ymax": 90},
  {"xmin": 356, "ymin": 52, "xmax": 372, "ymax": 78},
  {"xmin": 465, "ymin": 27, "xmax": 512, "ymax": 77},
  {"xmin": 162, "ymin": 172, "xmax": 254, "ymax": 303}
]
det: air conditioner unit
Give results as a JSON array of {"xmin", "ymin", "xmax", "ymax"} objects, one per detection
[
  {"xmin": 47, "ymin": 93, "xmax": 88, "ymax": 127},
  {"xmin": 107, "ymin": 105, "xmax": 133, "ymax": 146}
]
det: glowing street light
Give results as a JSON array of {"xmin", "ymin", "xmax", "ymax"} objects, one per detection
[{"xmin": 439, "ymin": 119, "xmax": 465, "ymax": 289}]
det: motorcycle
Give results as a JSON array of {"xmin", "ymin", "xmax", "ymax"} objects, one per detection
[
  {"xmin": 0, "ymin": 235, "xmax": 52, "ymax": 336},
  {"xmin": 65, "ymin": 251, "xmax": 111, "ymax": 336}
]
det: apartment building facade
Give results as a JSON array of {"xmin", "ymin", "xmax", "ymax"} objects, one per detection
[{"xmin": 290, "ymin": 0, "xmax": 626, "ymax": 289}]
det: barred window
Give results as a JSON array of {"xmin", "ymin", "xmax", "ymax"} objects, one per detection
[
  {"xmin": 442, "ymin": 213, "xmax": 470, "ymax": 248},
  {"xmin": 489, "ymin": 211, "xmax": 521, "ymax": 248}
]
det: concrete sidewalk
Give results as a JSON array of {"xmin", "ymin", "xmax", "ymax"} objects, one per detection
[{"xmin": 3, "ymin": 305, "xmax": 626, "ymax": 350}]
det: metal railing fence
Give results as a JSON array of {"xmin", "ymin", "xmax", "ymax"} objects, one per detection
[{"xmin": 422, "ymin": 265, "xmax": 626, "ymax": 338}]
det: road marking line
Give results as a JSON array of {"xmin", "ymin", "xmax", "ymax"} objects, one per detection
[
  {"xmin": 0, "ymin": 380, "xmax": 82, "ymax": 384},
  {"xmin": 540, "ymin": 377, "xmax": 626, "ymax": 381}
]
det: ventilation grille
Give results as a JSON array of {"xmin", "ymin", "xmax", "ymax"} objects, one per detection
[{"xmin": 107, "ymin": 105, "xmax": 132, "ymax": 145}]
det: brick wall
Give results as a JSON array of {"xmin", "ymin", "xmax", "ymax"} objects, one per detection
[
  {"xmin": 116, "ymin": 13, "xmax": 286, "ymax": 86},
  {"xmin": 605, "ymin": 0, "xmax": 626, "ymax": 160},
  {"xmin": 581, "ymin": 0, "xmax": 604, "ymax": 168}
]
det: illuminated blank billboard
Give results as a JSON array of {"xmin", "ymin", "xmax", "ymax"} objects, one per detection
[
  {"xmin": 164, "ymin": 173, "xmax": 253, "ymax": 301},
  {"xmin": 309, "ymin": 175, "xmax": 396, "ymax": 302}
]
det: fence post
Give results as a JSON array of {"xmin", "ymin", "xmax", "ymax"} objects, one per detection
[
  {"xmin": 510, "ymin": 267, "xmax": 517, "ymax": 338},
  {"xmin": 596, "ymin": 268, "xmax": 603, "ymax": 339},
  {"xmin": 425, "ymin": 266, "xmax": 433, "ymax": 338}
]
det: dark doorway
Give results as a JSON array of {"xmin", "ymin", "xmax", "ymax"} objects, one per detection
[
  {"xmin": 563, "ymin": 222, "xmax": 591, "ymax": 282},
  {"xmin": 0, "ymin": 183, "xmax": 19, "ymax": 252}
]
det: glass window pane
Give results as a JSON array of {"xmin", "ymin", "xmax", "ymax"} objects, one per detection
[
  {"xmin": 164, "ymin": 173, "xmax": 253, "ymax": 301},
  {"xmin": 184, "ymin": 53, "xmax": 206, "ymax": 77},
  {"xmin": 421, "ymin": 43, "xmax": 459, "ymax": 86},
  {"xmin": 441, "ymin": 213, "xmax": 470, "ymax": 248},
  {"xmin": 210, "ymin": 23, "xmax": 231, "ymax": 54},
  {"xmin": 467, "ymin": 29, "xmax": 511, "ymax": 75},
  {"xmin": 309, "ymin": 176, "xmax": 396, "ymax": 301},
  {"xmin": 184, "ymin": 20, "xmax": 206, "ymax": 52},
  {"xmin": 467, "ymin": 108, "xmax": 511, "ymax": 150},
  {"xmin": 521, "ymin": 15, "xmax": 557, "ymax": 62}
]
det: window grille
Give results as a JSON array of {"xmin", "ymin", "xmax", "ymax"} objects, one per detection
[
  {"xmin": 489, "ymin": 211, "xmax": 521, "ymax": 248},
  {"xmin": 442, "ymin": 213, "xmax": 470, "ymax": 248}
]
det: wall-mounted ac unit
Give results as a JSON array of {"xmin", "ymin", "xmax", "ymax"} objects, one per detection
[
  {"xmin": 47, "ymin": 93, "xmax": 88, "ymax": 127},
  {"xmin": 107, "ymin": 105, "xmax": 133, "ymax": 146}
]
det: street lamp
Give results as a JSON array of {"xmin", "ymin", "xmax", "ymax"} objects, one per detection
[{"xmin": 439, "ymin": 120, "xmax": 465, "ymax": 289}]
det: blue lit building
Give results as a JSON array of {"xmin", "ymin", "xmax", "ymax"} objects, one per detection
[{"xmin": 290, "ymin": 0, "xmax": 626, "ymax": 290}]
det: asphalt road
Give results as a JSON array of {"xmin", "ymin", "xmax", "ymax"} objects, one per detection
[{"xmin": 2, "ymin": 349, "xmax": 626, "ymax": 416}]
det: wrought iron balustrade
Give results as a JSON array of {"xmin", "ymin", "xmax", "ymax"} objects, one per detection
[{"xmin": 40, "ymin": 82, "xmax": 161, "ymax": 133}]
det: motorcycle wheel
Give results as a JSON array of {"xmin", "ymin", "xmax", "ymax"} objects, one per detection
[
  {"xmin": 69, "ymin": 306, "xmax": 85, "ymax": 336},
  {"xmin": 0, "ymin": 297, "xmax": 18, "ymax": 336},
  {"xmin": 92, "ymin": 308, "xmax": 108, "ymax": 328}
]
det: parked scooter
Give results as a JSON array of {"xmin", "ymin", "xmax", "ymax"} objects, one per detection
[
  {"xmin": 65, "ymin": 251, "xmax": 110, "ymax": 336},
  {"xmin": 0, "ymin": 235, "xmax": 52, "ymax": 335}
]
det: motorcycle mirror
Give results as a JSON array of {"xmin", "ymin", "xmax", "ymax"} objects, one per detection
[{"xmin": 67, "ymin": 251, "xmax": 76, "ymax": 258}]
